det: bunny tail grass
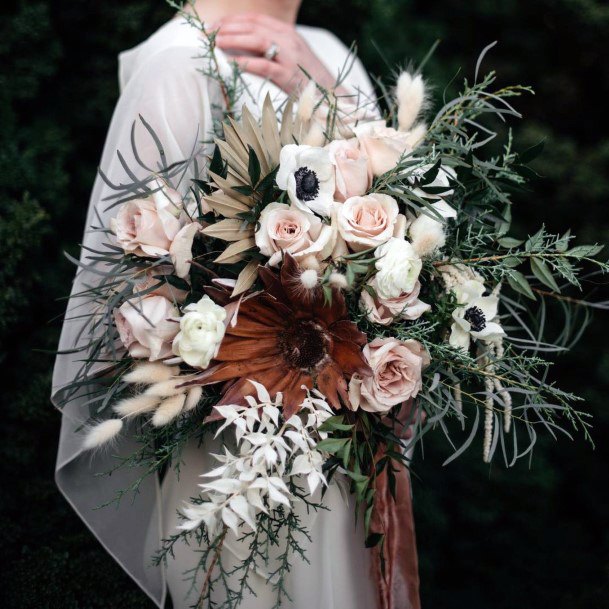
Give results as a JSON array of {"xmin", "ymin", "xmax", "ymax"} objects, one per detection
[
  {"xmin": 396, "ymin": 71, "xmax": 427, "ymax": 131},
  {"xmin": 83, "ymin": 419, "xmax": 123, "ymax": 450},
  {"xmin": 123, "ymin": 362, "xmax": 178, "ymax": 385},
  {"xmin": 152, "ymin": 394, "xmax": 186, "ymax": 427}
]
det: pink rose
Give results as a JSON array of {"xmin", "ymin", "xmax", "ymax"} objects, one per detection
[
  {"xmin": 133, "ymin": 267, "xmax": 189, "ymax": 303},
  {"xmin": 348, "ymin": 337, "xmax": 430, "ymax": 413},
  {"xmin": 326, "ymin": 138, "xmax": 372, "ymax": 202},
  {"xmin": 255, "ymin": 202, "xmax": 335, "ymax": 266},
  {"xmin": 360, "ymin": 280, "xmax": 431, "ymax": 326},
  {"xmin": 354, "ymin": 121, "xmax": 425, "ymax": 176},
  {"xmin": 170, "ymin": 222, "xmax": 203, "ymax": 279},
  {"xmin": 114, "ymin": 294, "xmax": 179, "ymax": 361},
  {"xmin": 111, "ymin": 182, "xmax": 183, "ymax": 257},
  {"xmin": 337, "ymin": 193, "xmax": 398, "ymax": 252}
]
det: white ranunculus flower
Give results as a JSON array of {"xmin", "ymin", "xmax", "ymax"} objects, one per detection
[
  {"xmin": 449, "ymin": 280, "xmax": 505, "ymax": 351},
  {"xmin": 172, "ymin": 296, "xmax": 227, "ymax": 368},
  {"xmin": 275, "ymin": 144, "xmax": 336, "ymax": 217},
  {"xmin": 408, "ymin": 164, "xmax": 457, "ymax": 200},
  {"xmin": 409, "ymin": 200, "xmax": 457, "ymax": 257},
  {"xmin": 374, "ymin": 237, "xmax": 423, "ymax": 300}
]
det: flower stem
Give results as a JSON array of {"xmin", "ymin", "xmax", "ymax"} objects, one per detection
[{"xmin": 197, "ymin": 526, "xmax": 228, "ymax": 609}]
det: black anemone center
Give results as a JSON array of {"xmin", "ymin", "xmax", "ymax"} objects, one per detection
[
  {"xmin": 294, "ymin": 166, "xmax": 320, "ymax": 202},
  {"xmin": 278, "ymin": 320, "xmax": 327, "ymax": 369},
  {"xmin": 464, "ymin": 306, "xmax": 487, "ymax": 332}
]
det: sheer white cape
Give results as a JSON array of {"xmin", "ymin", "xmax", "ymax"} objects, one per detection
[{"xmin": 52, "ymin": 16, "xmax": 378, "ymax": 608}]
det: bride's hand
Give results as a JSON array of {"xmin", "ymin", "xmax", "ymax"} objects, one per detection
[{"xmin": 213, "ymin": 13, "xmax": 340, "ymax": 95}]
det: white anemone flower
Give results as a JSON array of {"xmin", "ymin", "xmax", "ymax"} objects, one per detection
[
  {"xmin": 449, "ymin": 280, "xmax": 505, "ymax": 350},
  {"xmin": 276, "ymin": 144, "xmax": 336, "ymax": 217}
]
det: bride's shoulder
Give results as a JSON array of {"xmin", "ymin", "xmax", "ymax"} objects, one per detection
[
  {"xmin": 118, "ymin": 18, "xmax": 206, "ymax": 91},
  {"xmin": 297, "ymin": 24, "xmax": 353, "ymax": 57}
]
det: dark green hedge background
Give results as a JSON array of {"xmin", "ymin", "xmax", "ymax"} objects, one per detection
[{"xmin": 1, "ymin": 1, "xmax": 608, "ymax": 607}]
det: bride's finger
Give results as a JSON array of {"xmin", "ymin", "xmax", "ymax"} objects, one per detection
[
  {"xmin": 213, "ymin": 22, "xmax": 256, "ymax": 35},
  {"xmin": 215, "ymin": 33, "xmax": 271, "ymax": 56},
  {"xmin": 231, "ymin": 56, "xmax": 284, "ymax": 81},
  {"xmin": 216, "ymin": 12, "xmax": 291, "ymax": 33}
]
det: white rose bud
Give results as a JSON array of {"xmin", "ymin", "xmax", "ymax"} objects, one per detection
[
  {"xmin": 172, "ymin": 296, "xmax": 227, "ymax": 368},
  {"xmin": 374, "ymin": 237, "xmax": 423, "ymax": 300}
]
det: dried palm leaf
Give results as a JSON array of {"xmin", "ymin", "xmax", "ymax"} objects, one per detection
[
  {"xmin": 214, "ymin": 238, "xmax": 256, "ymax": 264},
  {"xmin": 208, "ymin": 172, "xmax": 251, "ymax": 204},
  {"xmin": 261, "ymin": 93, "xmax": 282, "ymax": 164},
  {"xmin": 232, "ymin": 260, "xmax": 259, "ymax": 297},
  {"xmin": 203, "ymin": 218, "xmax": 253, "ymax": 242},
  {"xmin": 204, "ymin": 192, "xmax": 251, "ymax": 218}
]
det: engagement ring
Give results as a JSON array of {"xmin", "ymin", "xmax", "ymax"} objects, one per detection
[{"xmin": 264, "ymin": 42, "xmax": 280, "ymax": 61}]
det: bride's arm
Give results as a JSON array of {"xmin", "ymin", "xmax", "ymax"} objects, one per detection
[
  {"xmin": 93, "ymin": 45, "xmax": 219, "ymax": 213},
  {"xmin": 54, "ymin": 43, "xmax": 220, "ymax": 401}
]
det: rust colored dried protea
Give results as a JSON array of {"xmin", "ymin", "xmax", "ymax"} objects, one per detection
[{"xmin": 190, "ymin": 255, "xmax": 371, "ymax": 417}]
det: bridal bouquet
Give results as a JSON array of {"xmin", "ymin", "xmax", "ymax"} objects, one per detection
[{"xmin": 59, "ymin": 18, "xmax": 607, "ymax": 607}]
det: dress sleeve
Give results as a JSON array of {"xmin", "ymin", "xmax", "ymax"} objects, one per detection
[{"xmin": 52, "ymin": 45, "xmax": 220, "ymax": 609}]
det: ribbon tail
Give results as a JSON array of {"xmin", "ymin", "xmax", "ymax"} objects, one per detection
[{"xmin": 370, "ymin": 461, "xmax": 421, "ymax": 609}]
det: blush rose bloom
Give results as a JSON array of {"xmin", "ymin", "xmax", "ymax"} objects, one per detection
[
  {"xmin": 337, "ymin": 193, "xmax": 399, "ymax": 252},
  {"xmin": 114, "ymin": 294, "xmax": 179, "ymax": 361},
  {"xmin": 354, "ymin": 121, "xmax": 425, "ymax": 177},
  {"xmin": 255, "ymin": 202, "xmax": 335, "ymax": 266},
  {"xmin": 349, "ymin": 338, "xmax": 430, "ymax": 413},
  {"xmin": 111, "ymin": 182, "xmax": 183, "ymax": 257},
  {"xmin": 133, "ymin": 266, "xmax": 189, "ymax": 303},
  {"xmin": 326, "ymin": 138, "xmax": 372, "ymax": 202},
  {"xmin": 170, "ymin": 222, "xmax": 203, "ymax": 279},
  {"xmin": 360, "ymin": 280, "xmax": 431, "ymax": 326}
]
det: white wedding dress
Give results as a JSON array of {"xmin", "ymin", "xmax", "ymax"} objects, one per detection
[{"xmin": 53, "ymin": 14, "xmax": 378, "ymax": 609}]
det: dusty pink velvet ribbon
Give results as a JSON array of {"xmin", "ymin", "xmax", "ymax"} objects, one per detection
[
  {"xmin": 370, "ymin": 461, "xmax": 421, "ymax": 609},
  {"xmin": 370, "ymin": 398, "xmax": 421, "ymax": 609}
]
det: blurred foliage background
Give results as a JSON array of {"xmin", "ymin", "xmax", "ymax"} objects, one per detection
[{"xmin": 0, "ymin": 0, "xmax": 607, "ymax": 607}]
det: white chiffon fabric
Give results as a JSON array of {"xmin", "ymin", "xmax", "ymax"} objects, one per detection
[{"xmin": 52, "ymin": 16, "xmax": 377, "ymax": 609}]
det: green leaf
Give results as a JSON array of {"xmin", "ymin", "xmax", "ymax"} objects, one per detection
[
  {"xmin": 154, "ymin": 274, "xmax": 190, "ymax": 291},
  {"xmin": 247, "ymin": 146, "xmax": 261, "ymax": 186},
  {"xmin": 316, "ymin": 437, "xmax": 350, "ymax": 454},
  {"xmin": 233, "ymin": 185, "xmax": 254, "ymax": 196},
  {"xmin": 257, "ymin": 166, "xmax": 279, "ymax": 192},
  {"xmin": 566, "ymin": 244, "xmax": 604, "ymax": 258},
  {"xmin": 503, "ymin": 256, "xmax": 523, "ymax": 268},
  {"xmin": 419, "ymin": 158, "xmax": 442, "ymax": 185},
  {"xmin": 345, "ymin": 470, "xmax": 369, "ymax": 499},
  {"xmin": 507, "ymin": 270, "xmax": 536, "ymax": 300},
  {"xmin": 340, "ymin": 439, "xmax": 353, "ymax": 468},
  {"xmin": 496, "ymin": 204, "xmax": 512, "ymax": 236},
  {"xmin": 318, "ymin": 416, "xmax": 354, "ymax": 432},
  {"xmin": 518, "ymin": 140, "xmax": 545, "ymax": 164},
  {"xmin": 531, "ymin": 257, "xmax": 560, "ymax": 293},
  {"xmin": 345, "ymin": 264, "xmax": 355, "ymax": 286},
  {"xmin": 498, "ymin": 237, "xmax": 524, "ymax": 249},
  {"xmin": 345, "ymin": 471, "xmax": 369, "ymax": 484},
  {"xmin": 209, "ymin": 145, "xmax": 226, "ymax": 177},
  {"xmin": 192, "ymin": 178, "xmax": 213, "ymax": 196},
  {"xmin": 555, "ymin": 230, "xmax": 571, "ymax": 253}
]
